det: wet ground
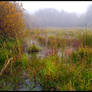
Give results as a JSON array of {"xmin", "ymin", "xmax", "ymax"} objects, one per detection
[{"xmin": 16, "ymin": 72, "xmax": 42, "ymax": 91}]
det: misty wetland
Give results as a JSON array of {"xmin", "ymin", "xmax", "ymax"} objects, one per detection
[{"xmin": 1, "ymin": 1, "xmax": 92, "ymax": 91}]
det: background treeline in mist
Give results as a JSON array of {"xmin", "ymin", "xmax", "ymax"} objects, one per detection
[{"xmin": 23, "ymin": 4, "xmax": 92, "ymax": 29}]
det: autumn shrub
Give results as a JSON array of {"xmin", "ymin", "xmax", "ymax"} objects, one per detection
[
  {"xmin": 0, "ymin": 2, "xmax": 25, "ymax": 39},
  {"xmin": 0, "ymin": 1, "xmax": 25, "ymax": 69}
]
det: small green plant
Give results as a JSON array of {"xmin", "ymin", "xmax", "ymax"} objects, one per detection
[
  {"xmin": 27, "ymin": 45, "xmax": 40, "ymax": 53},
  {"xmin": 21, "ymin": 54, "xmax": 29, "ymax": 70}
]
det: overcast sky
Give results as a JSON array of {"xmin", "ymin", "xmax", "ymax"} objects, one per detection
[{"xmin": 21, "ymin": 1, "xmax": 92, "ymax": 15}]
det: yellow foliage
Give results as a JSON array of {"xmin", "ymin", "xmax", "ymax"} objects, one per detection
[{"xmin": 0, "ymin": 1, "xmax": 25, "ymax": 39}]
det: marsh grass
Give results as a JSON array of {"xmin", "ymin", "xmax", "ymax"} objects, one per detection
[
  {"xmin": 1, "ymin": 28, "xmax": 92, "ymax": 91},
  {"xmin": 23, "ymin": 28, "xmax": 92, "ymax": 91},
  {"xmin": 27, "ymin": 50, "xmax": 92, "ymax": 91}
]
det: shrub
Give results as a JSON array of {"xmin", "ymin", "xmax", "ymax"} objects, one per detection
[{"xmin": 0, "ymin": 2, "xmax": 25, "ymax": 39}]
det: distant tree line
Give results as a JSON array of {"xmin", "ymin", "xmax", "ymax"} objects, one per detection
[{"xmin": 23, "ymin": 4, "xmax": 92, "ymax": 29}]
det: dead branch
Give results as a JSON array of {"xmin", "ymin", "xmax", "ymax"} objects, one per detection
[{"xmin": 0, "ymin": 57, "xmax": 13, "ymax": 76}]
